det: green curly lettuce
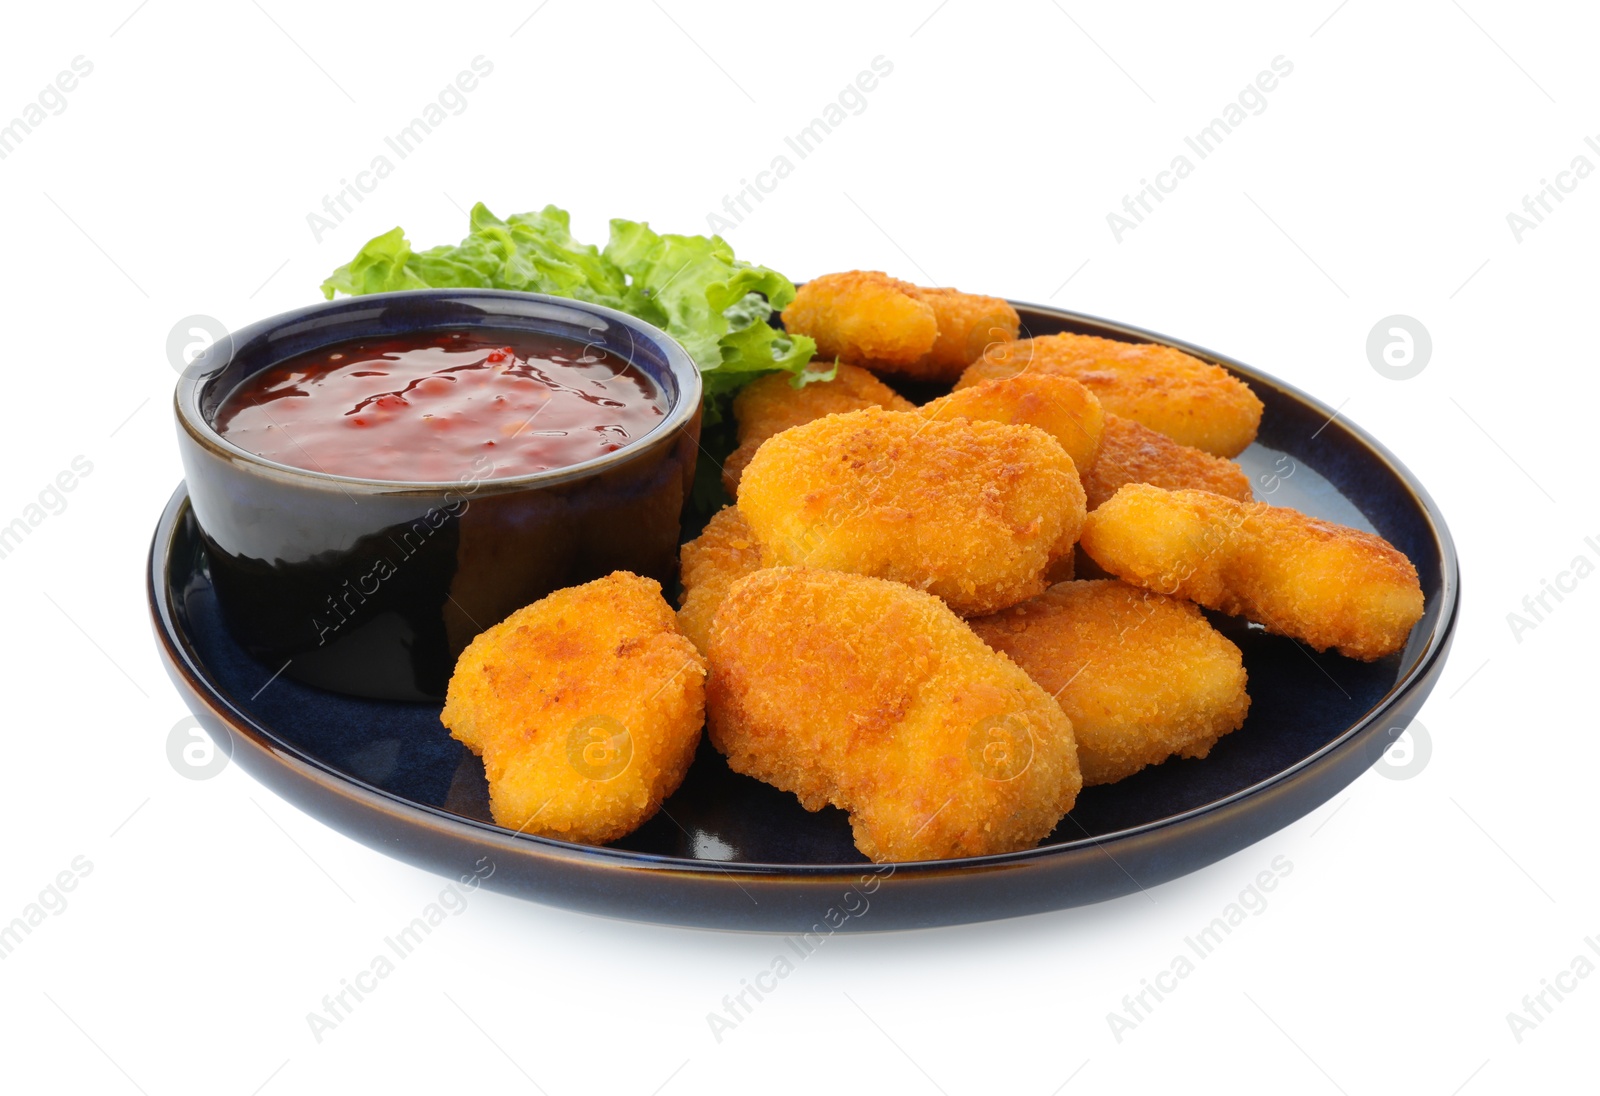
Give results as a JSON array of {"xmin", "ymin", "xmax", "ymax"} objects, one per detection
[
  {"xmin": 600, "ymin": 218, "xmax": 814, "ymax": 400},
  {"xmin": 321, "ymin": 203, "xmax": 815, "ymax": 410}
]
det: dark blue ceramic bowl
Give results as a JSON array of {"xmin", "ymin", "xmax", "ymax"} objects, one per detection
[
  {"xmin": 173, "ymin": 290, "xmax": 702, "ymax": 701},
  {"xmin": 152, "ymin": 301, "xmax": 1457, "ymax": 932}
]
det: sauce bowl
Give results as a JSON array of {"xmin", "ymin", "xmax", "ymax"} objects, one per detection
[{"xmin": 173, "ymin": 290, "xmax": 702, "ymax": 701}]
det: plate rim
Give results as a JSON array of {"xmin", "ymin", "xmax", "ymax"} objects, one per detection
[{"xmin": 149, "ymin": 300, "xmax": 1460, "ymax": 882}]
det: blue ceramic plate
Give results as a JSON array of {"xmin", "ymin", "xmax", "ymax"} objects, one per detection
[{"xmin": 149, "ymin": 303, "xmax": 1458, "ymax": 932}]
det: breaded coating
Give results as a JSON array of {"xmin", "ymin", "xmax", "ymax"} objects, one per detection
[
  {"xmin": 920, "ymin": 373, "xmax": 1105, "ymax": 477},
  {"xmin": 707, "ymin": 567, "xmax": 1082, "ymax": 862},
  {"xmin": 1079, "ymin": 485, "xmax": 1425, "ymax": 660},
  {"xmin": 957, "ymin": 333, "xmax": 1263, "ymax": 457},
  {"xmin": 1083, "ymin": 414, "xmax": 1253, "ymax": 510},
  {"xmin": 970, "ymin": 580, "xmax": 1250, "ymax": 785},
  {"xmin": 737, "ymin": 407, "xmax": 1086, "ymax": 615},
  {"xmin": 676, "ymin": 506, "xmax": 764, "ymax": 654},
  {"xmin": 914, "ymin": 286, "xmax": 1023, "ymax": 380},
  {"xmin": 782, "ymin": 270, "xmax": 1020, "ymax": 383},
  {"xmin": 1044, "ymin": 549, "xmax": 1075, "ymax": 585},
  {"xmin": 781, "ymin": 271, "xmax": 938, "ymax": 367},
  {"xmin": 441, "ymin": 572, "xmax": 706, "ymax": 844},
  {"xmin": 721, "ymin": 363, "xmax": 915, "ymax": 497}
]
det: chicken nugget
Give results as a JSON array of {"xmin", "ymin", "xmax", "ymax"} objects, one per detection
[
  {"xmin": 920, "ymin": 372, "xmax": 1105, "ymax": 477},
  {"xmin": 707, "ymin": 567, "xmax": 1082, "ymax": 862},
  {"xmin": 782, "ymin": 270, "xmax": 1019, "ymax": 383},
  {"xmin": 1083, "ymin": 414, "xmax": 1253, "ymax": 510},
  {"xmin": 958, "ymin": 333, "xmax": 1263, "ymax": 457},
  {"xmin": 1079, "ymin": 485, "xmax": 1425, "ymax": 660},
  {"xmin": 676, "ymin": 505, "xmax": 764, "ymax": 654},
  {"xmin": 913, "ymin": 286, "xmax": 1022, "ymax": 380},
  {"xmin": 781, "ymin": 271, "xmax": 938, "ymax": 367},
  {"xmin": 970, "ymin": 580, "xmax": 1250, "ymax": 785},
  {"xmin": 738, "ymin": 407, "xmax": 1086, "ymax": 615},
  {"xmin": 721, "ymin": 362, "xmax": 915, "ymax": 496},
  {"xmin": 441, "ymin": 572, "xmax": 705, "ymax": 844}
]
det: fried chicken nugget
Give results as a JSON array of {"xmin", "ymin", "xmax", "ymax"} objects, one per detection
[
  {"xmin": 1080, "ymin": 485, "xmax": 1425, "ymax": 660},
  {"xmin": 920, "ymin": 372, "xmax": 1106, "ymax": 477},
  {"xmin": 738, "ymin": 407, "xmax": 1086, "ymax": 615},
  {"xmin": 707, "ymin": 567, "xmax": 1082, "ymax": 862},
  {"xmin": 970, "ymin": 580, "xmax": 1250, "ymax": 785},
  {"xmin": 957, "ymin": 333, "xmax": 1264, "ymax": 457},
  {"xmin": 441, "ymin": 572, "xmax": 705, "ymax": 844},
  {"xmin": 914, "ymin": 286, "xmax": 1023, "ymax": 380},
  {"xmin": 782, "ymin": 271, "xmax": 1020, "ymax": 383},
  {"xmin": 781, "ymin": 271, "xmax": 938, "ymax": 367},
  {"xmin": 676, "ymin": 506, "xmax": 764, "ymax": 654},
  {"xmin": 721, "ymin": 363, "xmax": 915, "ymax": 496},
  {"xmin": 1083, "ymin": 414, "xmax": 1253, "ymax": 510}
]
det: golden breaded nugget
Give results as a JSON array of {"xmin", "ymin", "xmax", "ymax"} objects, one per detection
[
  {"xmin": 441, "ymin": 572, "xmax": 705, "ymax": 844},
  {"xmin": 1079, "ymin": 485, "xmax": 1425, "ymax": 660},
  {"xmin": 913, "ymin": 286, "xmax": 1022, "ymax": 380},
  {"xmin": 721, "ymin": 363, "xmax": 914, "ymax": 496},
  {"xmin": 921, "ymin": 372, "xmax": 1105, "ymax": 477},
  {"xmin": 1083, "ymin": 414, "xmax": 1253, "ymax": 510},
  {"xmin": 733, "ymin": 362, "xmax": 914, "ymax": 446},
  {"xmin": 738, "ymin": 408, "xmax": 1086, "ymax": 615},
  {"xmin": 782, "ymin": 270, "xmax": 1020, "ymax": 383},
  {"xmin": 781, "ymin": 271, "xmax": 937, "ymax": 367},
  {"xmin": 970, "ymin": 580, "xmax": 1250, "ymax": 785},
  {"xmin": 707, "ymin": 567, "xmax": 1082, "ymax": 862},
  {"xmin": 958, "ymin": 333, "xmax": 1263, "ymax": 457},
  {"xmin": 676, "ymin": 506, "xmax": 764, "ymax": 654}
]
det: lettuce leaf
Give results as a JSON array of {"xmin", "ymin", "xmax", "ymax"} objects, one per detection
[
  {"xmin": 601, "ymin": 219, "xmax": 815, "ymax": 399},
  {"xmin": 321, "ymin": 204, "xmax": 813, "ymax": 407}
]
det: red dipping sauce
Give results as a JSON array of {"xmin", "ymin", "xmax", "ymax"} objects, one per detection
[{"xmin": 215, "ymin": 331, "xmax": 667, "ymax": 481}]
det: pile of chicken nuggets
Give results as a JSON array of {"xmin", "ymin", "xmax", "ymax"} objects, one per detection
[{"xmin": 441, "ymin": 270, "xmax": 1427, "ymax": 864}]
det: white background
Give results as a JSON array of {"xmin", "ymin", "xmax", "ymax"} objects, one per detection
[{"xmin": 1, "ymin": 1, "xmax": 1593, "ymax": 1093}]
